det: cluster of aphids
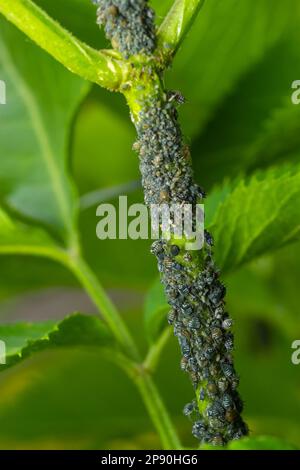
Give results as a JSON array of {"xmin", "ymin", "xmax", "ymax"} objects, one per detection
[
  {"xmin": 134, "ymin": 92, "xmax": 203, "ymax": 207},
  {"xmin": 92, "ymin": 0, "xmax": 156, "ymax": 58},
  {"xmin": 93, "ymin": 0, "xmax": 247, "ymax": 446},
  {"xmin": 133, "ymin": 93, "xmax": 248, "ymax": 446}
]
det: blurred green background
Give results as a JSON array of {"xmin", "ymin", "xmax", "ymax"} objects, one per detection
[{"xmin": 0, "ymin": 0, "xmax": 300, "ymax": 450}]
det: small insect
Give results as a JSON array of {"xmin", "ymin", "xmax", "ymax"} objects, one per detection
[
  {"xmin": 180, "ymin": 357, "xmax": 188, "ymax": 371},
  {"xmin": 106, "ymin": 5, "xmax": 119, "ymax": 16},
  {"xmin": 190, "ymin": 370, "xmax": 199, "ymax": 385},
  {"xmin": 210, "ymin": 434, "xmax": 224, "ymax": 447},
  {"xmin": 225, "ymin": 409, "xmax": 237, "ymax": 423},
  {"xmin": 211, "ymin": 327, "xmax": 222, "ymax": 341},
  {"xmin": 207, "ymin": 381, "xmax": 217, "ymax": 396},
  {"xmin": 204, "ymin": 230, "xmax": 214, "ymax": 247},
  {"xmin": 218, "ymin": 377, "xmax": 228, "ymax": 392},
  {"xmin": 183, "ymin": 252, "xmax": 193, "ymax": 263},
  {"xmin": 178, "ymin": 285, "xmax": 190, "ymax": 296},
  {"xmin": 231, "ymin": 376, "xmax": 240, "ymax": 389},
  {"xmin": 170, "ymin": 244, "xmax": 180, "ymax": 256},
  {"xmin": 150, "ymin": 239, "xmax": 164, "ymax": 256},
  {"xmin": 159, "ymin": 189, "xmax": 170, "ymax": 202},
  {"xmin": 187, "ymin": 318, "xmax": 201, "ymax": 330},
  {"xmin": 167, "ymin": 309, "xmax": 177, "ymax": 325},
  {"xmin": 201, "ymin": 367, "xmax": 210, "ymax": 380},
  {"xmin": 208, "ymin": 416, "xmax": 225, "ymax": 431},
  {"xmin": 192, "ymin": 421, "xmax": 206, "ymax": 439},
  {"xmin": 174, "ymin": 262, "xmax": 183, "ymax": 271},
  {"xmin": 167, "ymin": 90, "xmax": 186, "ymax": 105},
  {"xmin": 209, "ymin": 363, "xmax": 219, "ymax": 376},
  {"xmin": 183, "ymin": 402, "xmax": 195, "ymax": 417},
  {"xmin": 179, "ymin": 338, "xmax": 191, "ymax": 358},
  {"xmin": 204, "ymin": 346, "xmax": 215, "ymax": 360},
  {"xmin": 196, "ymin": 185, "xmax": 206, "ymax": 199},
  {"xmin": 222, "ymin": 318, "xmax": 233, "ymax": 330},
  {"xmin": 221, "ymin": 393, "xmax": 233, "ymax": 409},
  {"xmin": 132, "ymin": 140, "xmax": 140, "ymax": 152},
  {"xmin": 222, "ymin": 363, "xmax": 235, "ymax": 378},
  {"xmin": 199, "ymin": 388, "xmax": 205, "ymax": 401},
  {"xmin": 188, "ymin": 357, "xmax": 198, "ymax": 372},
  {"xmin": 208, "ymin": 283, "xmax": 226, "ymax": 306},
  {"xmin": 232, "ymin": 429, "xmax": 245, "ymax": 440},
  {"xmin": 224, "ymin": 334, "xmax": 234, "ymax": 351},
  {"xmin": 207, "ymin": 402, "xmax": 224, "ymax": 419},
  {"xmin": 181, "ymin": 304, "xmax": 194, "ymax": 316},
  {"xmin": 164, "ymin": 257, "xmax": 173, "ymax": 269}
]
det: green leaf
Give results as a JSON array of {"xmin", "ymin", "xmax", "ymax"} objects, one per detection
[
  {"xmin": 193, "ymin": 35, "xmax": 300, "ymax": 188},
  {"xmin": 144, "ymin": 278, "xmax": 169, "ymax": 343},
  {"xmin": 0, "ymin": 18, "xmax": 89, "ymax": 245},
  {"xmin": 209, "ymin": 165, "xmax": 300, "ymax": 272},
  {"xmin": 171, "ymin": 0, "xmax": 300, "ymax": 137},
  {"xmin": 72, "ymin": 93, "xmax": 138, "ymax": 195},
  {"xmin": 227, "ymin": 435, "xmax": 297, "ymax": 450},
  {"xmin": 0, "ymin": 206, "xmax": 59, "ymax": 255},
  {"xmin": 0, "ymin": 313, "xmax": 113, "ymax": 371}
]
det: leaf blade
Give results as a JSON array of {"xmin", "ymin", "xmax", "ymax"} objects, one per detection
[
  {"xmin": 209, "ymin": 165, "xmax": 300, "ymax": 272},
  {"xmin": 0, "ymin": 18, "xmax": 89, "ymax": 244},
  {"xmin": 0, "ymin": 313, "xmax": 113, "ymax": 371}
]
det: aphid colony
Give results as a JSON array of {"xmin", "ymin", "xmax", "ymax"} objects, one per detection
[
  {"xmin": 133, "ymin": 96, "xmax": 248, "ymax": 445},
  {"xmin": 94, "ymin": 0, "xmax": 247, "ymax": 445},
  {"xmin": 93, "ymin": 0, "xmax": 156, "ymax": 58}
]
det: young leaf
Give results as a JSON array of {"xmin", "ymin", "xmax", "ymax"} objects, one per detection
[
  {"xmin": 144, "ymin": 278, "xmax": 168, "ymax": 343},
  {"xmin": 209, "ymin": 165, "xmax": 300, "ymax": 272},
  {"xmin": 0, "ymin": 313, "xmax": 113, "ymax": 371},
  {"xmin": 0, "ymin": 18, "xmax": 89, "ymax": 246}
]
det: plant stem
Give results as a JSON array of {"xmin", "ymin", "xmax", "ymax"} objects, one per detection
[
  {"xmin": 0, "ymin": 241, "xmax": 181, "ymax": 448},
  {"xmin": 66, "ymin": 254, "xmax": 139, "ymax": 360},
  {"xmin": 0, "ymin": 0, "xmax": 129, "ymax": 90},
  {"xmin": 105, "ymin": 351, "xmax": 181, "ymax": 450},
  {"xmin": 135, "ymin": 372, "xmax": 181, "ymax": 450},
  {"xmin": 157, "ymin": 0, "xmax": 206, "ymax": 63},
  {"xmin": 68, "ymin": 256, "xmax": 181, "ymax": 449},
  {"xmin": 144, "ymin": 328, "xmax": 172, "ymax": 373}
]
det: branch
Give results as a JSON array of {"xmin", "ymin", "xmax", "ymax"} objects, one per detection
[
  {"xmin": 0, "ymin": 0, "xmax": 129, "ymax": 90},
  {"xmin": 157, "ymin": 0, "xmax": 205, "ymax": 63}
]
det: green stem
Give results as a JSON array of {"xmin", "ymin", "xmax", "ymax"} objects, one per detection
[
  {"xmin": 103, "ymin": 350, "xmax": 181, "ymax": 450},
  {"xmin": 65, "ymin": 254, "xmax": 139, "ymax": 360},
  {"xmin": 0, "ymin": 0, "xmax": 129, "ymax": 90},
  {"xmin": 0, "ymin": 243, "xmax": 180, "ymax": 447},
  {"xmin": 157, "ymin": 0, "xmax": 205, "ymax": 63},
  {"xmin": 0, "ymin": 242, "xmax": 138, "ymax": 359},
  {"xmin": 144, "ymin": 328, "xmax": 172, "ymax": 373},
  {"xmin": 134, "ymin": 370, "xmax": 182, "ymax": 450}
]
